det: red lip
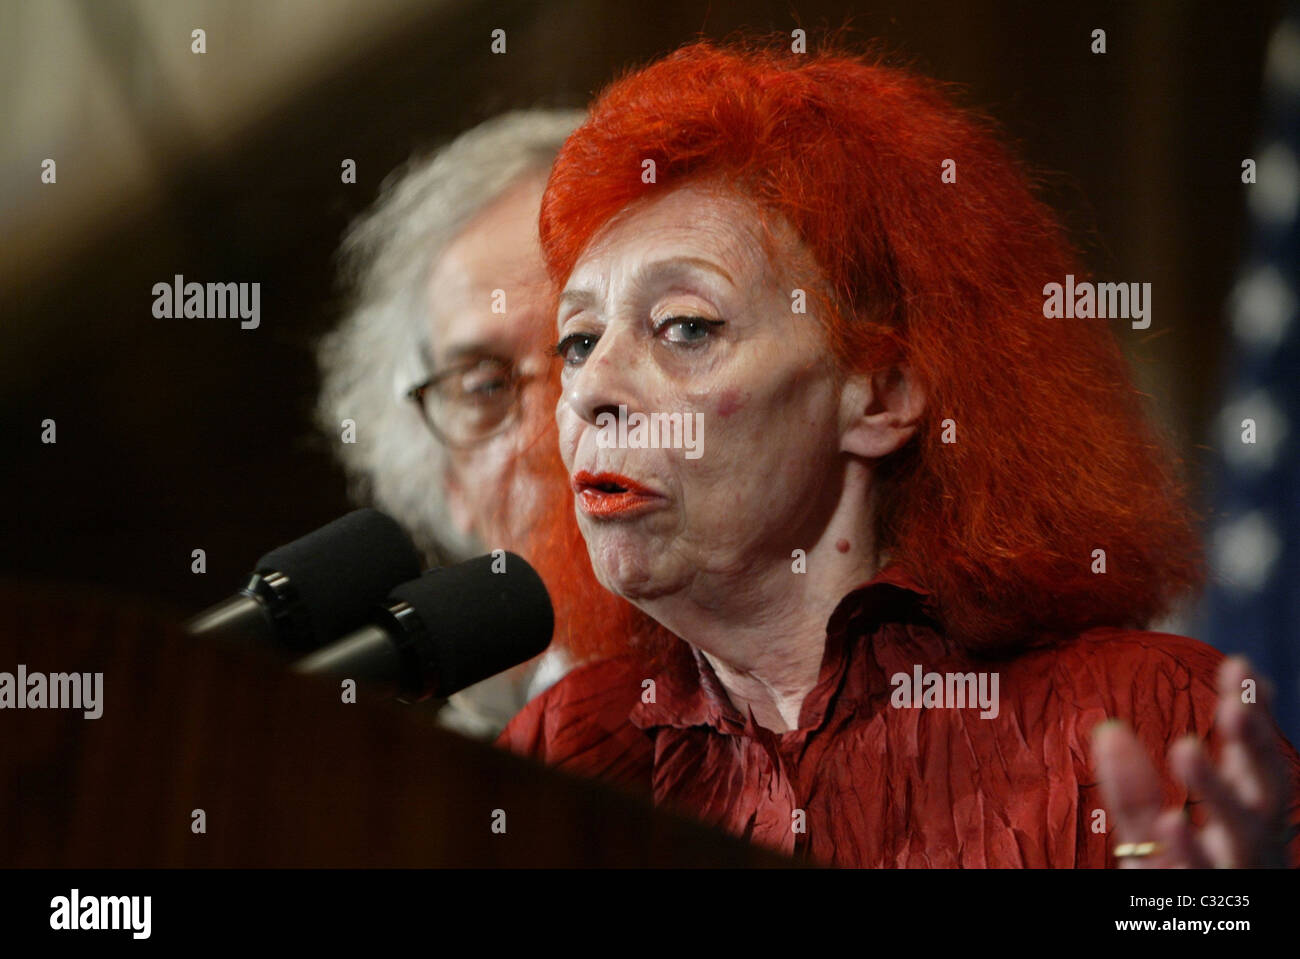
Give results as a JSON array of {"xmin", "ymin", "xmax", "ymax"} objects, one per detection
[{"xmin": 571, "ymin": 470, "xmax": 665, "ymax": 519}]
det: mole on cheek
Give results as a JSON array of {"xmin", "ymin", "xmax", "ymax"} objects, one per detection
[
  {"xmin": 715, "ymin": 389, "xmax": 748, "ymax": 418},
  {"xmin": 836, "ymin": 538, "xmax": 851, "ymax": 553}
]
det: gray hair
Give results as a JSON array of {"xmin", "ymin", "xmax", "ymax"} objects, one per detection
[{"xmin": 315, "ymin": 109, "xmax": 584, "ymax": 563}]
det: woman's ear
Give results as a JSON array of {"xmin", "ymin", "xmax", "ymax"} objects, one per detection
[{"xmin": 839, "ymin": 364, "xmax": 926, "ymax": 459}]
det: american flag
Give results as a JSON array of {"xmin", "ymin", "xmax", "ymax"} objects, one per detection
[{"xmin": 1199, "ymin": 7, "xmax": 1300, "ymax": 749}]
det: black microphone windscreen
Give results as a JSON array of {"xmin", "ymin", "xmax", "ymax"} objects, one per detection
[
  {"xmin": 256, "ymin": 508, "xmax": 421, "ymax": 648},
  {"xmin": 389, "ymin": 552, "xmax": 554, "ymax": 698}
]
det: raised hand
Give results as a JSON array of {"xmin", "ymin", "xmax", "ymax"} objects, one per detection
[{"xmin": 1091, "ymin": 656, "xmax": 1291, "ymax": 868}]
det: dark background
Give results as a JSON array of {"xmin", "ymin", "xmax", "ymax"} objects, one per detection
[{"xmin": 0, "ymin": 0, "xmax": 1282, "ymax": 618}]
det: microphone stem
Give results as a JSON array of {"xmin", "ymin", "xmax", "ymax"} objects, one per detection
[
  {"xmin": 292, "ymin": 624, "xmax": 402, "ymax": 689},
  {"xmin": 186, "ymin": 594, "xmax": 278, "ymax": 647}
]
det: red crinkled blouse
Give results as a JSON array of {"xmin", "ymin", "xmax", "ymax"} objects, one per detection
[{"xmin": 495, "ymin": 564, "xmax": 1300, "ymax": 867}]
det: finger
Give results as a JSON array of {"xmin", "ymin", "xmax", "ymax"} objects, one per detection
[
  {"xmin": 1152, "ymin": 806, "xmax": 1211, "ymax": 868},
  {"xmin": 1169, "ymin": 735, "xmax": 1251, "ymax": 867},
  {"xmin": 1092, "ymin": 719, "xmax": 1165, "ymax": 858},
  {"xmin": 1216, "ymin": 657, "xmax": 1286, "ymax": 815}
]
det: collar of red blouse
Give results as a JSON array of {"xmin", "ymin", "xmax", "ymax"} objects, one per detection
[{"xmin": 628, "ymin": 562, "xmax": 939, "ymax": 738}]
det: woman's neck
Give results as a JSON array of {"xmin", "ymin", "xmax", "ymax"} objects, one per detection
[{"xmin": 639, "ymin": 464, "xmax": 882, "ymax": 733}]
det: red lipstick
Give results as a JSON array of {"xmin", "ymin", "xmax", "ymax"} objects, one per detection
[{"xmin": 571, "ymin": 470, "xmax": 665, "ymax": 519}]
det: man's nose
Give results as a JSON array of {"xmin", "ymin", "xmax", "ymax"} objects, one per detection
[{"xmin": 561, "ymin": 324, "xmax": 643, "ymax": 427}]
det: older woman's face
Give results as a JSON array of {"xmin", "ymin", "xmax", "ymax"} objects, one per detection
[
  {"xmin": 555, "ymin": 182, "xmax": 848, "ymax": 601},
  {"xmin": 427, "ymin": 171, "xmax": 553, "ymax": 551}
]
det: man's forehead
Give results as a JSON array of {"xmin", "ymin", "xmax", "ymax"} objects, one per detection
[
  {"xmin": 430, "ymin": 288, "xmax": 553, "ymax": 367},
  {"xmin": 426, "ymin": 245, "xmax": 552, "ymax": 364},
  {"xmin": 429, "ymin": 239, "xmax": 547, "ymax": 295}
]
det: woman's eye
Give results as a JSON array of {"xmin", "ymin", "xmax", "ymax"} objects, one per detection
[
  {"xmin": 553, "ymin": 332, "xmax": 598, "ymax": 366},
  {"xmin": 657, "ymin": 315, "xmax": 722, "ymax": 345}
]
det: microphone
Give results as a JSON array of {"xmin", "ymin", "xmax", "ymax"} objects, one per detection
[
  {"xmin": 292, "ymin": 552, "xmax": 554, "ymax": 700},
  {"xmin": 186, "ymin": 508, "xmax": 422, "ymax": 653}
]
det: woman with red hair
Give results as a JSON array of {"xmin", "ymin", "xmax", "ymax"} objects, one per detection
[{"xmin": 497, "ymin": 39, "xmax": 1300, "ymax": 867}]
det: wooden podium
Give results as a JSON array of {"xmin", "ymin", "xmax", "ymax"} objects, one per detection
[{"xmin": 0, "ymin": 581, "xmax": 787, "ymax": 867}]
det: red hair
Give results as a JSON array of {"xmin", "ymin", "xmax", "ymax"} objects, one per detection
[{"xmin": 528, "ymin": 37, "xmax": 1204, "ymax": 660}]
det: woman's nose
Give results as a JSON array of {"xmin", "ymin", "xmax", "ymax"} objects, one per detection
[{"xmin": 561, "ymin": 324, "xmax": 642, "ymax": 427}]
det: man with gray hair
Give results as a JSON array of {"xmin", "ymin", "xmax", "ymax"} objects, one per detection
[{"xmin": 316, "ymin": 109, "xmax": 583, "ymax": 737}]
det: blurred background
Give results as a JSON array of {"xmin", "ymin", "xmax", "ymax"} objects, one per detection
[{"xmin": 1, "ymin": 1, "xmax": 1296, "ymax": 739}]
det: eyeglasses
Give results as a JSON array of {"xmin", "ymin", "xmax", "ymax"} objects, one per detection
[{"xmin": 406, "ymin": 356, "xmax": 538, "ymax": 449}]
